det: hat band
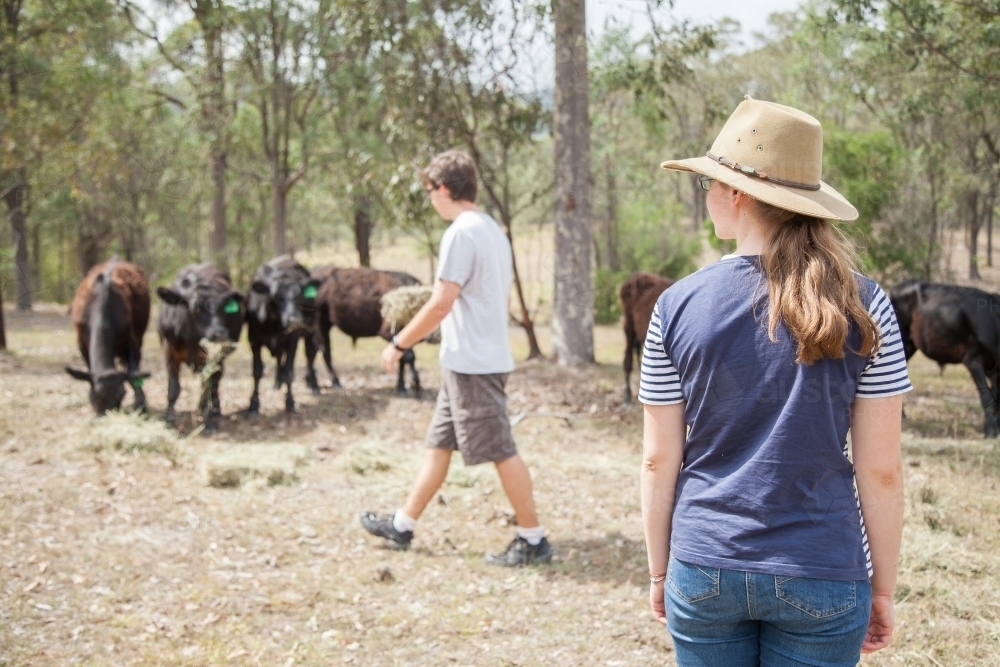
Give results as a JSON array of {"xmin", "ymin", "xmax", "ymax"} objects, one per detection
[{"xmin": 706, "ymin": 152, "xmax": 821, "ymax": 191}]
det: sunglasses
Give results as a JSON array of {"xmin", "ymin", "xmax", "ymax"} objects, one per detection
[{"xmin": 698, "ymin": 176, "xmax": 715, "ymax": 192}]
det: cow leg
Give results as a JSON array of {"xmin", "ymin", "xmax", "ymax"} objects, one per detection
[
  {"xmin": 273, "ymin": 347, "xmax": 285, "ymax": 390},
  {"xmin": 963, "ymin": 351, "xmax": 1000, "ymax": 437},
  {"xmin": 248, "ymin": 344, "xmax": 264, "ymax": 415},
  {"xmin": 322, "ymin": 324, "xmax": 341, "ymax": 388},
  {"xmin": 201, "ymin": 369, "xmax": 222, "ymax": 435},
  {"xmin": 304, "ymin": 331, "xmax": 321, "ymax": 395},
  {"xmin": 395, "ymin": 353, "xmax": 409, "ymax": 397},
  {"xmin": 404, "ymin": 348, "xmax": 420, "ymax": 399},
  {"xmin": 623, "ymin": 334, "xmax": 635, "ymax": 405},
  {"xmin": 165, "ymin": 357, "xmax": 181, "ymax": 428},
  {"xmin": 126, "ymin": 340, "xmax": 147, "ymax": 414},
  {"xmin": 283, "ymin": 337, "xmax": 298, "ymax": 413}
]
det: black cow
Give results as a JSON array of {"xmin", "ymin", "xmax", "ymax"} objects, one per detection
[
  {"xmin": 246, "ymin": 255, "xmax": 319, "ymax": 414},
  {"xmin": 66, "ymin": 260, "xmax": 151, "ymax": 414},
  {"xmin": 157, "ymin": 263, "xmax": 246, "ymax": 432},
  {"xmin": 305, "ymin": 266, "xmax": 422, "ymax": 397},
  {"xmin": 890, "ymin": 279, "xmax": 1000, "ymax": 437}
]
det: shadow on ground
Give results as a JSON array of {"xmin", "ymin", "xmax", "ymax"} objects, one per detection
[{"xmin": 549, "ymin": 533, "xmax": 648, "ymax": 586}]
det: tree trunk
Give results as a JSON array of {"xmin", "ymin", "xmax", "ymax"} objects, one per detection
[
  {"xmin": 551, "ymin": 0, "xmax": 594, "ymax": 365},
  {"xmin": 0, "ymin": 283, "xmax": 6, "ymax": 350},
  {"xmin": 203, "ymin": 17, "xmax": 228, "ymax": 269},
  {"xmin": 604, "ymin": 154, "xmax": 619, "ymax": 272},
  {"xmin": 273, "ymin": 169, "xmax": 287, "ymax": 255},
  {"xmin": 2, "ymin": 173, "xmax": 31, "ymax": 310},
  {"xmin": 353, "ymin": 197, "xmax": 372, "ymax": 267},
  {"xmin": 924, "ymin": 163, "xmax": 940, "ymax": 280},
  {"xmin": 689, "ymin": 172, "xmax": 706, "ymax": 232},
  {"xmin": 967, "ymin": 189, "xmax": 982, "ymax": 280},
  {"xmin": 988, "ymin": 181, "xmax": 996, "ymax": 268}
]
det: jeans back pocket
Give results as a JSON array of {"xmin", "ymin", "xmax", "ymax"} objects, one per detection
[
  {"xmin": 775, "ymin": 576, "xmax": 857, "ymax": 619},
  {"xmin": 668, "ymin": 557, "xmax": 721, "ymax": 603}
]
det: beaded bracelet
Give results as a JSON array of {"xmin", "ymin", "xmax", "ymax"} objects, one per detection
[{"xmin": 650, "ymin": 573, "xmax": 666, "ymax": 584}]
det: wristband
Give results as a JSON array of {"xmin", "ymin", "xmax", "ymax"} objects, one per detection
[
  {"xmin": 650, "ymin": 573, "xmax": 666, "ymax": 584},
  {"xmin": 392, "ymin": 335, "xmax": 410, "ymax": 352}
]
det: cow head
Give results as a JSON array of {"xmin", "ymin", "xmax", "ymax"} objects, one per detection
[
  {"xmin": 248, "ymin": 270, "xmax": 319, "ymax": 332},
  {"xmin": 158, "ymin": 286, "xmax": 245, "ymax": 342},
  {"xmin": 66, "ymin": 367, "xmax": 151, "ymax": 415}
]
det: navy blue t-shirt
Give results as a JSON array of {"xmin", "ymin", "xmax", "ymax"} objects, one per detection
[{"xmin": 639, "ymin": 255, "xmax": 911, "ymax": 581}]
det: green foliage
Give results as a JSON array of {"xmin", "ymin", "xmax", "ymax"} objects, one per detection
[
  {"xmin": 594, "ymin": 199, "xmax": 700, "ymax": 324},
  {"xmin": 703, "ymin": 219, "xmax": 735, "ymax": 255}
]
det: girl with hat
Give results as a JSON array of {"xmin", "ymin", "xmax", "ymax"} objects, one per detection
[{"xmin": 640, "ymin": 97, "xmax": 910, "ymax": 665}]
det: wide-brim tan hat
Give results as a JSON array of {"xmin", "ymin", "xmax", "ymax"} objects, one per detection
[{"xmin": 661, "ymin": 96, "xmax": 858, "ymax": 221}]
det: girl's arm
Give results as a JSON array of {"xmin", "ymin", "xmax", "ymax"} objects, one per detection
[
  {"xmin": 851, "ymin": 394, "xmax": 904, "ymax": 653},
  {"xmin": 641, "ymin": 402, "xmax": 686, "ymax": 624}
]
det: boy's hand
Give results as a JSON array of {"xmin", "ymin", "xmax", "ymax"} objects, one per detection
[{"xmin": 381, "ymin": 344, "xmax": 404, "ymax": 373}]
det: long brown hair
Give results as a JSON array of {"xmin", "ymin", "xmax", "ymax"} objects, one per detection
[{"xmin": 757, "ymin": 201, "xmax": 880, "ymax": 364}]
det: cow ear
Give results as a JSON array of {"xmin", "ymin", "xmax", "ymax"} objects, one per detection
[
  {"xmin": 65, "ymin": 367, "xmax": 92, "ymax": 383},
  {"xmin": 157, "ymin": 287, "xmax": 187, "ymax": 307},
  {"xmin": 251, "ymin": 281, "xmax": 269, "ymax": 295}
]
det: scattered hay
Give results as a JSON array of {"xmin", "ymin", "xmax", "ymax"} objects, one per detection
[
  {"xmin": 380, "ymin": 286, "xmax": 440, "ymax": 344},
  {"xmin": 339, "ymin": 439, "xmax": 396, "ymax": 475},
  {"xmin": 80, "ymin": 412, "xmax": 181, "ymax": 463},
  {"xmin": 199, "ymin": 443, "xmax": 308, "ymax": 488},
  {"xmin": 198, "ymin": 339, "xmax": 237, "ymax": 406}
]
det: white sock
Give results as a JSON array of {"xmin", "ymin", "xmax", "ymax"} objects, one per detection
[
  {"xmin": 392, "ymin": 509, "xmax": 417, "ymax": 534},
  {"xmin": 517, "ymin": 525, "xmax": 546, "ymax": 546}
]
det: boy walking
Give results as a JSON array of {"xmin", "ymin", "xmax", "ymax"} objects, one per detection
[{"xmin": 360, "ymin": 150, "xmax": 550, "ymax": 566}]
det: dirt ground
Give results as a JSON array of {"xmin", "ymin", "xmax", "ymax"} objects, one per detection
[{"xmin": 1, "ymin": 306, "xmax": 999, "ymax": 667}]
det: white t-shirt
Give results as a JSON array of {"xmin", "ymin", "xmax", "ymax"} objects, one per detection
[{"xmin": 435, "ymin": 210, "xmax": 516, "ymax": 375}]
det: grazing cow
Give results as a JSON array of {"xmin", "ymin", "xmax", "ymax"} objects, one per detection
[
  {"xmin": 66, "ymin": 260, "xmax": 151, "ymax": 414},
  {"xmin": 157, "ymin": 263, "xmax": 245, "ymax": 432},
  {"xmin": 305, "ymin": 266, "xmax": 422, "ymax": 397},
  {"xmin": 890, "ymin": 279, "xmax": 1000, "ymax": 437},
  {"xmin": 618, "ymin": 271, "xmax": 674, "ymax": 404},
  {"xmin": 245, "ymin": 255, "xmax": 320, "ymax": 414}
]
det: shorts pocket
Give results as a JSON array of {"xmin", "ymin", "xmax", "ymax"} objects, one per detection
[
  {"xmin": 668, "ymin": 557, "xmax": 721, "ymax": 603},
  {"xmin": 775, "ymin": 576, "xmax": 857, "ymax": 619}
]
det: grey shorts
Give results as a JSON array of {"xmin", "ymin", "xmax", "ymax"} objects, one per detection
[{"xmin": 426, "ymin": 368, "xmax": 518, "ymax": 466}]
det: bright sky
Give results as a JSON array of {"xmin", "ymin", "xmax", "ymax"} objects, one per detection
[{"xmin": 589, "ymin": 0, "xmax": 807, "ymax": 48}]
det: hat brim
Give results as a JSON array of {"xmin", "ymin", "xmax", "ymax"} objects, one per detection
[{"xmin": 660, "ymin": 156, "xmax": 858, "ymax": 222}]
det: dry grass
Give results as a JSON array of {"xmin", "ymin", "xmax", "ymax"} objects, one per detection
[{"xmin": 1, "ymin": 296, "xmax": 999, "ymax": 665}]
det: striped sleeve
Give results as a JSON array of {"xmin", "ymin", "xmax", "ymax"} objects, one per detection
[
  {"xmin": 856, "ymin": 283, "xmax": 913, "ymax": 398},
  {"xmin": 638, "ymin": 303, "xmax": 684, "ymax": 405}
]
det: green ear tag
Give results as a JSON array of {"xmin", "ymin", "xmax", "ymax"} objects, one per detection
[
  {"xmin": 131, "ymin": 377, "xmax": 145, "ymax": 388},
  {"xmin": 303, "ymin": 285, "xmax": 317, "ymax": 299},
  {"xmin": 223, "ymin": 299, "xmax": 240, "ymax": 314}
]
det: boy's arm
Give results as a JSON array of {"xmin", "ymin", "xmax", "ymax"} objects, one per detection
[
  {"xmin": 380, "ymin": 279, "xmax": 460, "ymax": 373},
  {"xmin": 394, "ymin": 279, "xmax": 461, "ymax": 348}
]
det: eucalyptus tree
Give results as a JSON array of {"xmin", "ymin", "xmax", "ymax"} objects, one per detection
[
  {"xmin": 830, "ymin": 0, "xmax": 1000, "ymax": 279},
  {"xmin": 237, "ymin": 0, "xmax": 331, "ymax": 255},
  {"xmin": 122, "ymin": 0, "xmax": 237, "ymax": 269},
  {"xmin": 1, "ymin": 0, "xmax": 122, "ymax": 309},
  {"xmin": 551, "ymin": 0, "xmax": 593, "ymax": 365}
]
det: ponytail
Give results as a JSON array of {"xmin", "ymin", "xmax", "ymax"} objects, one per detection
[{"xmin": 757, "ymin": 201, "xmax": 880, "ymax": 364}]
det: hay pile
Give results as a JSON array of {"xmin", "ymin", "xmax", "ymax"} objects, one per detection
[
  {"xmin": 199, "ymin": 443, "xmax": 308, "ymax": 488},
  {"xmin": 380, "ymin": 285, "xmax": 441, "ymax": 344},
  {"xmin": 81, "ymin": 412, "xmax": 181, "ymax": 463},
  {"xmin": 199, "ymin": 339, "xmax": 237, "ymax": 404}
]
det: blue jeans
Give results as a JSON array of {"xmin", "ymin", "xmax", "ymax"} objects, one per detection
[{"xmin": 666, "ymin": 557, "xmax": 871, "ymax": 667}]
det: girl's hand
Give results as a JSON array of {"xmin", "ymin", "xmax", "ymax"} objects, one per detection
[
  {"xmin": 650, "ymin": 581, "xmax": 667, "ymax": 625},
  {"xmin": 861, "ymin": 593, "xmax": 895, "ymax": 653}
]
